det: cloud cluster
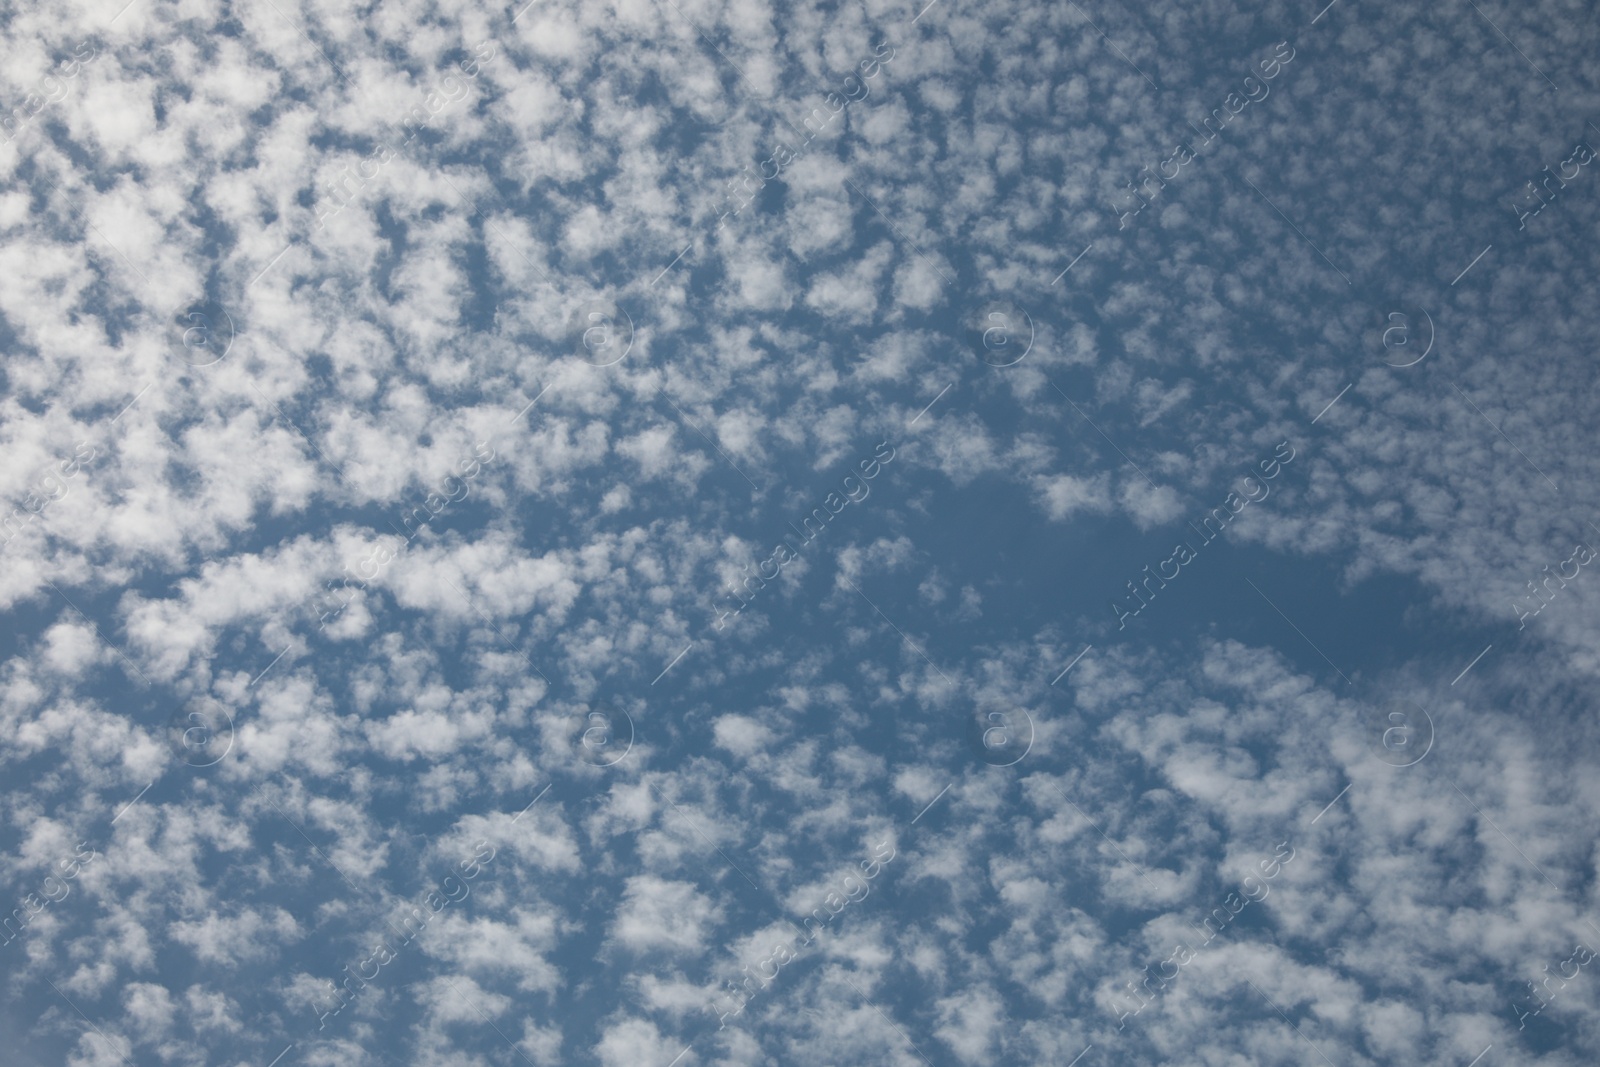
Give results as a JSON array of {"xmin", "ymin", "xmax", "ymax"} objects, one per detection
[{"xmin": 0, "ymin": 0, "xmax": 1598, "ymax": 1064}]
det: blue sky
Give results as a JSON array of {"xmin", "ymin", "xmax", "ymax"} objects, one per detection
[{"xmin": 2, "ymin": 0, "xmax": 1600, "ymax": 1064}]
